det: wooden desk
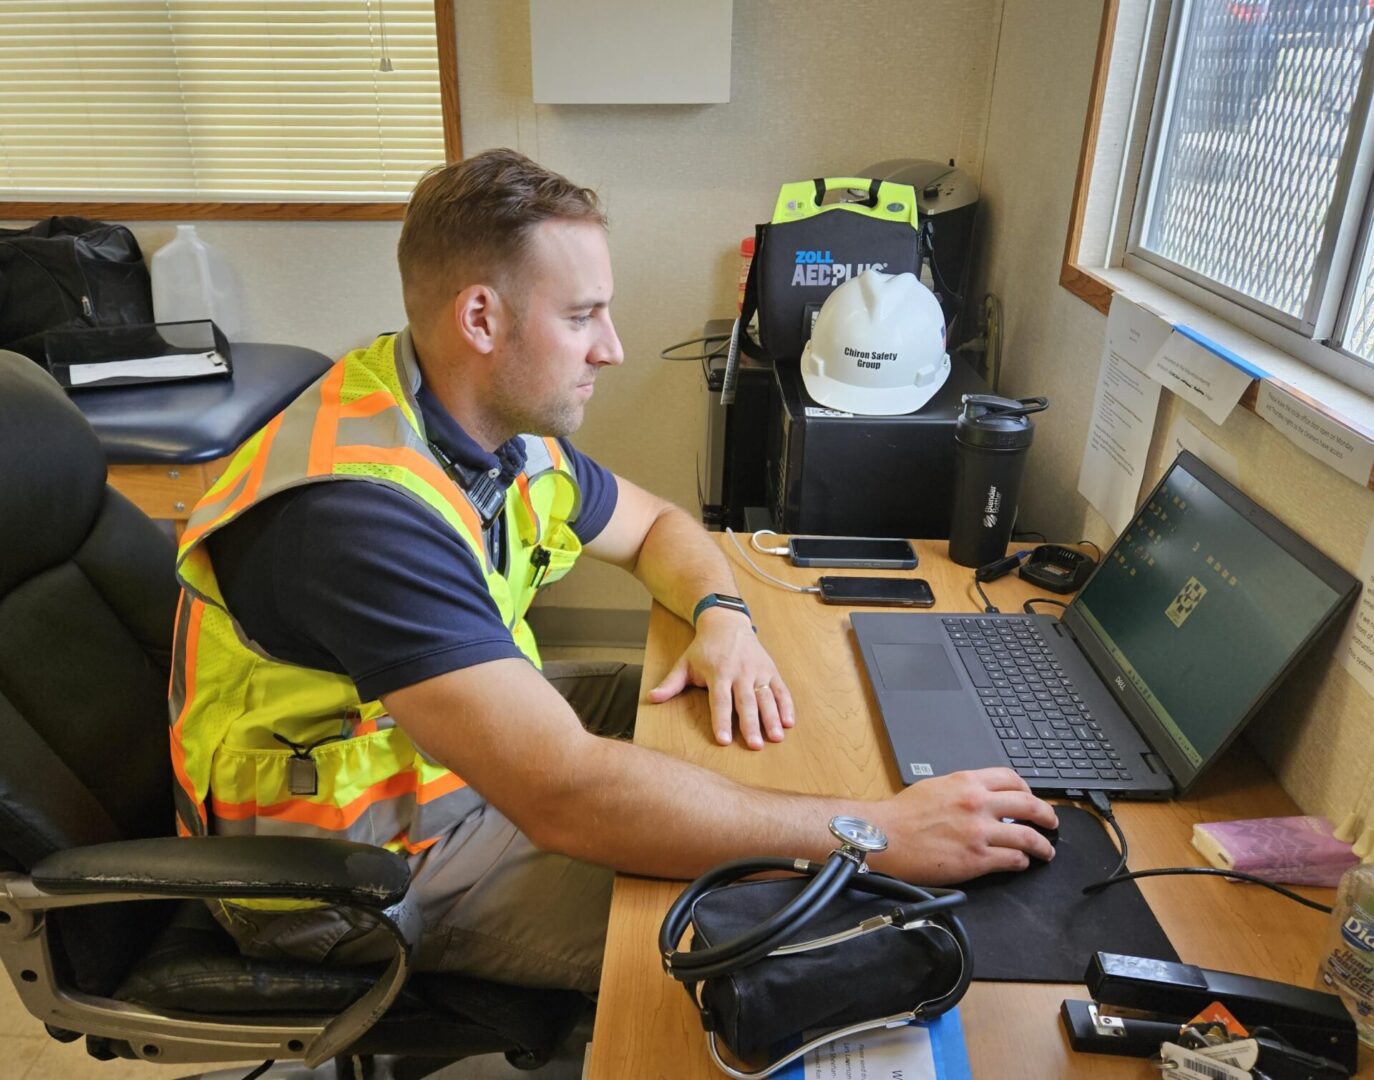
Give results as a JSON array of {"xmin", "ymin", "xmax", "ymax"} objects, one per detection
[{"xmin": 587, "ymin": 537, "xmax": 1366, "ymax": 1078}]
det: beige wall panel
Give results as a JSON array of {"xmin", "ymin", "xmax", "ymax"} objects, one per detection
[{"xmin": 975, "ymin": 1, "xmax": 1374, "ymax": 819}]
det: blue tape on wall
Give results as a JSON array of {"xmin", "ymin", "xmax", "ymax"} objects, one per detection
[{"xmin": 1174, "ymin": 323, "xmax": 1270, "ymax": 381}]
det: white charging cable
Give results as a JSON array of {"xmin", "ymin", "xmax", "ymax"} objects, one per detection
[
  {"xmin": 725, "ymin": 528, "xmax": 820, "ymax": 594},
  {"xmin": 749, "ymin": 529, "xmax": 790, "ymax": 556}
]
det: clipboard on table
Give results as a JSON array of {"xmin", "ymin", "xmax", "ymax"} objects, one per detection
[{"xmin": 44, "ymin": 320, "xmax": 232, "ymax": 390}]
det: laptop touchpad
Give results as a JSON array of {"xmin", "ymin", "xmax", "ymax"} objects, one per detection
[{"xmin": 873, "ymin": 644, "xmax": 962, "ymax": 691}]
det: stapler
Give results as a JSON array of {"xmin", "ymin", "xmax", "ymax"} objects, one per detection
[{"xmin": 1060, "ymin": 952, "xmax": 1358, "ymax": 1077}]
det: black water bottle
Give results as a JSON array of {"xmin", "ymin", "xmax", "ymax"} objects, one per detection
[{"xmin": 947, "ymin": 395, "xmax": 1049, "ymax": 568}]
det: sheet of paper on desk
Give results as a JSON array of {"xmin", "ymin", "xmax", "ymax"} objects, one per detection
[
  {"xmin": 1077, "ymin": 292, "xmax": 1167, "ymax": 535},
  {"xmin": 67, "ymin": 350, "xmax": 226, "ymax": 386},
  {"xmin": 775, "ymin": 1010, "xmax": 970, "ymax": 1080}
]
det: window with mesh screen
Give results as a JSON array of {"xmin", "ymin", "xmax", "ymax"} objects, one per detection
[
  {"xmin": 1131, "ymin": 0, "xmax": 1374, "ymax": 369},
  {"xmin": 0, "ymin": 1, "xmax": 448, "ymax": 202}
]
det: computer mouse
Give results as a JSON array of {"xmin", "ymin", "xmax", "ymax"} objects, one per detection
[{"xmin": 1004, "ymin": 817, "xmax": 1059, "ymax": 852}]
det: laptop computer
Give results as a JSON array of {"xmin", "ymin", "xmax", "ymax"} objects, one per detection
[{"xmin": 854, "ymin": 451, "xmax": 1360, "ymax": 798}]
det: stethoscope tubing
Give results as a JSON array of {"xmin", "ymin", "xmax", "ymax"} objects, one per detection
[{"xmin": 660, "ymin": 853, "xmax": 969, "ymax": 985}]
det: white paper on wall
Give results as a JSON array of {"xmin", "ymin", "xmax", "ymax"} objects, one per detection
[
  {"xmin": 1338, "ymin": 514, "xmax": 1374, "ymax": 701},
  {"xmin": 1077, "ymin": 293, "xmax": 1169, "ymax": 534},
  {"xmin": 1143, "ymin": 326, "xmax": 1263, "ymax": 427},
  {"xmin": 1257, "ymin": 382, "xmax": 1374, "ymax": 489},
  {"xmin": 1164, "ymin": 414, "xmax": 1240, "ymax": 486}
]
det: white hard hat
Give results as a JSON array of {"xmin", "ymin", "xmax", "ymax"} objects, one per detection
[{"xmin": 799, "ymin": 269, "xmax": 950, "ymax": 416}]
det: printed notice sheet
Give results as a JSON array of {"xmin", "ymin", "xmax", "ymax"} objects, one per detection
[
  {"xmin": 1078, "ymin": 293, "xmax": 1168, "ymax": 534},
  {"xmin": 1143, "ymin": 326, "xmax": 1263, "ymax": 427},
  {"xmin": 1257, "ymin": 382, "xmax": 1374, "ymax": 489},
  {"xmin": 1165, "ymin": 414, "xmax": 1240, "ymax": 486},
  {"xmin": 1338, "ymin": 515, "xmax": 1374, "ymax": 700},
  {"xmin": 775, "ymin": 1010, "xmax": 970, "ymax": 1080}
]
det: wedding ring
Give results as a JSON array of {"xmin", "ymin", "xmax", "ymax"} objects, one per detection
[{"xmin": 754, "ymin": 682, "xmax": 771, "ymax": 693}]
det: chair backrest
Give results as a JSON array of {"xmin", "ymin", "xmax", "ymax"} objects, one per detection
[{"xmin": 0, "ymin": 351, "xmax": 181, "ymax": 991}]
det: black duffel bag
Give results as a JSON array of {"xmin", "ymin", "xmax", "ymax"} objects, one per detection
[{"xmin": 0, "ymin": 216, "xmax": 154, "ymax": 363}]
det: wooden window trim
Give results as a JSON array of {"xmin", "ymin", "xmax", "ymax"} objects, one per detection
[
  {"xmin": 1060, "ymin": 0, "xmax": 1120, "ymax": 316},
  {"xmin": 0, "ymin": 0, "xmax": 462, "ymax": 223}
]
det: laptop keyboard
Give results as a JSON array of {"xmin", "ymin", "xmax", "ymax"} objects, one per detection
[{"xmin": 942, "ymin": 616, "xmax": 1135, "ymax": 784}]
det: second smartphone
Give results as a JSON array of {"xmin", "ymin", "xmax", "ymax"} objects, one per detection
[
  {"xmin": 817, "ymin": 576, "xmax": 935, "ymax": 606},
  {"xmin": 789, "ymin": 536, "xmax": 918, "ymax": 570}
]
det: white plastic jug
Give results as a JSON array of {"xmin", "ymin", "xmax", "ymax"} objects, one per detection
[{"xmin": 150, "ymin": 224, "xmax": 243, "ymax": 339}]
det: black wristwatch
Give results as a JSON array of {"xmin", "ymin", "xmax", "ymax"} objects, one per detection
[{"xmin": 692, "ymin": 593, "xmax": 753, "ymax": 628}]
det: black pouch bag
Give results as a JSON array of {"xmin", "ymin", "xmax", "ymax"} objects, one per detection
[
  {"xmin": 689, "ymin": 877, "xmax": 966, "ymax": 1063},
  {"xmin": 0, "ymin": 216, "xmax": 154, "ymax": 363},
  {"xmin": 740, "ymin": 177, "xmax": 923, "ymax": 364}
]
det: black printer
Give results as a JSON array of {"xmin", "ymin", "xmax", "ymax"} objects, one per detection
[{"xmin": 765, "ymin": 357, "xmax": 991, "ymax": 539}]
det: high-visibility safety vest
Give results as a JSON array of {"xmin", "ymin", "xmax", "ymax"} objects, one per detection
[{"xmin": 168, "ymin": 331, "xmax": 583, "ymax": 858}]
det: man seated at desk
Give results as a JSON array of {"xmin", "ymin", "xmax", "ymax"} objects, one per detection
[{"xmin": 166, "ymin": 149, "xmax": 1058, "ymax": 994}]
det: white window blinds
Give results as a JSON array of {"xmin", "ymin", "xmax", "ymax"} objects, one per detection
[{"xmin": 0, "ymin": 1, "xmax": 448, "ymax": 202}]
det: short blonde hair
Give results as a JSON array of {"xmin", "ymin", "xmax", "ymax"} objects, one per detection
[{"xmin": 397, "ymin": 148, "xmax": 606, "ymax": 327}]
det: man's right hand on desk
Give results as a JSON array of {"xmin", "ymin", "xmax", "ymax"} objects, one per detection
[{"xmin": 866, "ymin": 767, "xmax": 1059, "ymax": 883}]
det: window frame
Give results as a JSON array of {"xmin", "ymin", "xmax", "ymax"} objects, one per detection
[
  {"xmin": 0, "ymin": 0, "xmax": 462, "ymax": 222},
  {"xmin": 1062, "ymin": 0, "xmax": 1374, "ymax": 401}
]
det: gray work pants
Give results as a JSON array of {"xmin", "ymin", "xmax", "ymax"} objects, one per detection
[{"xmin": 211, "ymin": 660, "xmax": 641, "ymax": 994}]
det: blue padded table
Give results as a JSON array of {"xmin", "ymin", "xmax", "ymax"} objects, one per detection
[{"xmin": 71, "ymin": 342, "xmax": 332, "ymax": 529}]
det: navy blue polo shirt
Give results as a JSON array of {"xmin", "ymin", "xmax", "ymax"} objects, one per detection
[{"xmin": 206, "ymin": 380, "xmax": 618, "ymax": 701}]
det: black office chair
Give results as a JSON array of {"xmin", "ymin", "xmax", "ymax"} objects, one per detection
[{"xmin": 0, "ymin": 352, "xmax": 588, "ymax": 1078}]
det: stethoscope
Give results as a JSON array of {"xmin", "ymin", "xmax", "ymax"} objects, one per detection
[{"xmin": 658, "ymin": 816, "xmax": 974, "ymax": 1079}]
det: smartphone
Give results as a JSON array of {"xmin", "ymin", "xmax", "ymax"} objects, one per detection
[
  {"xmin": 789, "ymin": 536, "xmax": 918, "ymax": 570},
  {"xmin": 817, "ymin": 576, "xmax": 936, "ymax": 606}
]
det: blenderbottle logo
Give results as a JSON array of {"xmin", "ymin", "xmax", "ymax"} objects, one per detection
[{"xmin": 982, "ymin": 485, "xmax": 1002, "ymax": 528}]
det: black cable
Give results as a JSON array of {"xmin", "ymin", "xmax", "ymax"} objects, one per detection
[
  {"xmin": 973, "ymin": 578, "xmax": 998, "ymax": 613},
  {"xmin": 660, "ymin": 334, "xmax": 729, "ymax": 362},
  {"xmin": 1023, "ymin": 597, "xmax": 1067, "ymax": 615},
  {"xmin": 1083, "ymin": 790, "xmax": 1128, "ymax": 879},
  {"xmin": 1074, "ymin": 791, "xmax": 1329, "ymax": 913},
  {"xmin": 1077, "ymin": 538, "xmax": 1102, "ymax": 562},
  {"xmin": 1082, "ymin": 867, "xmax": 1333, "ymax": 914},
  {"xmin": 239, "ymin": 1062, "xmax": 275, "ymax": 1080}
]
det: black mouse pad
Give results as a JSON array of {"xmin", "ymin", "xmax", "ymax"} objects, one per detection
[{"xmin": 955, "ymin": 806, "xmax": 1179, "ymax": 981}]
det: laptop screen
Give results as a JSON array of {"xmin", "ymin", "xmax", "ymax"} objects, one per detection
[{"xmin": 1068, "ymin": 454, "xmax": 1352, "ymax": 789}]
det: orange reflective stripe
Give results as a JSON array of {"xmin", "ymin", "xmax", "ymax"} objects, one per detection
[
  {"xmin": 353, "ymin": 717, "xmax": 379, "ymax": 736},
  {"xmin": 169, "ymin": 597, "xmax": 208, "ymax": 830},
  {"xmin": 307, "ymin": 363, "xmax": 346, "ymax": 477},
  {"xmin": 333, "ymin": 444, "xmax": 486, "ymax": 556},
  {"xmin": 398, "ymin": 834, "xmax": 441, "ymax": 854},
  {"xmin": 543, "ymin": 437, "xmax": 563, "ymax": 470},
  {"xmin": 515, "ymin": 473, "xmax": 538, "ymax": 534},
  {"xmin": 210, "ymin": 766, "xmax": 462, "ymax": 830},
  {"xmin": 418, "ymin": 770, "xmax": 465, "ymax": 804},
  {"xmin": 338, "ymin": 390, "xmax": 395, "ymax": 419},
  {"xmin": 180, "ymin": 414, "xmax": 284, "ymax": 549}
]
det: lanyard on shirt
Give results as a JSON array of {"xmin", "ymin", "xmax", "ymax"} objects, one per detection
[{"xmin": 427, "ymin": 439, "xmax": 507, "ymax": 568}]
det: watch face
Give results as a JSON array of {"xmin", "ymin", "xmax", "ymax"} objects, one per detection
[{"xmin": 716, "ymin": 595, "xmax": 745, "ymax": 608}]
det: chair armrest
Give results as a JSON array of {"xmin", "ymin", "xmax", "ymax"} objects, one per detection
[{"xmin": 30, "ymin": 836, "xmax": 409, "ymax": 909}]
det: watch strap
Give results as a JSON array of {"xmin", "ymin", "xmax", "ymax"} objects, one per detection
[{"xmin": 691, "ymin": 593, "xmax": 753, "ymax": 628}]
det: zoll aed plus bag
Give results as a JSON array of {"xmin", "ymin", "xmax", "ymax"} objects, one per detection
[{"xmin": 738, "ymin": 177, "xmax": 922, "ymax": 364}]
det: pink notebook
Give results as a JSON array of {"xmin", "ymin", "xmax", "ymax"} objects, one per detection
[{"xmin": 1191, "ymin": 815, "xmax": 1357, "ymax": 887}]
